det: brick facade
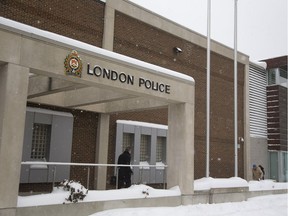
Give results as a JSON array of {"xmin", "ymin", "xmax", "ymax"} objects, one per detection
[
  {"xmin": 112, "ymin": 12, "xmax": 245, "ymax": 178},
  {"xmin": 1, "ymin": 0, "xmax": 246, "ymax": 190},
  {"xmin": 0, "ymin": 0, "xmax": 105, "ymax": 47},
  {"xmin": 265, "ymin": 56, "xmax": 287, "ymax": 152},
  {"xmin": 267, "ymin": 85, "xmax": 287, "ymax": 151}
]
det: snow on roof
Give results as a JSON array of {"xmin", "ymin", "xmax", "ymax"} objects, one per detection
[
  {"xmin": 250, "ymin": 60, "xmax": 267, "ymax": 70},
  {"xmin": 0, "ymin": 17, "xmax": 194, "ymax": 83},
  {"xmin": 117, "ymin": 120, "xmax": 168, "ymax": 130}
]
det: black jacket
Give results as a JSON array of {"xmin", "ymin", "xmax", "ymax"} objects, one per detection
[{"xmin": 117, "ymin": 150, "xmax": 132, "ymax": 174}]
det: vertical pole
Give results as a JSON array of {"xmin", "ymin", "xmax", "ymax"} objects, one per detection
[
  {"xmin": 234, "ymin": 0, "xmax": 238, "ymax": 177},
  {"xmin": 87, "ymin": 167, "xmax": 90, "ymax": 190},
  {"xmin": 206, "ymin": 0, "xmax": 211, "ymax": 178},
  {"xmin": 116, "ymin": 168, "xmax": 119, "ymax": 189},
  {"xmin": 52, "ymin": 166, "xmax": 57, "ymax": 188}
]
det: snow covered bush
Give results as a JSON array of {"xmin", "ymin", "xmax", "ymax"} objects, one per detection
[{"xmin": 59, "ymin": 179, "xmax": 88, "ymax": 203}]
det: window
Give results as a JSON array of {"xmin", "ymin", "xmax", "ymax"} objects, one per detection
[
  {"xmin": 282, "ymin": 152, "xmax": 288, "ymax": 182},
  {"xmin": 269, "ymin": 151, "xmax": 279, "ymax": 181},
  {"xmin": 31, "ymin": 123, "xmax": 51, "ymax": 160},
  {"xmin": 140, "ymin": 135, "xmax": 151, "ymax": 162},
  {"xmin": 279, "ymin": 69, "xmax": 287, "ymax": 87},
  {"xmin": 268, "ymin": 68, "xmax": 287, "ymax": 87},
  {"xmin": 267, "ymin": 69, "xmax": 276, "ymax": 85},
  {"xmin": 156, "ymin": 137, "xmax": 166, "ymax": 162},
  {"xmin": 122, "ymin": 133, "xmax": 134, "ymax": 151}
]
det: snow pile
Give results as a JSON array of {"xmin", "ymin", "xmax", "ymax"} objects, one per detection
[
  {"xmin": 18, "ymin": 184, "xmax": 180, "ymax": 207},
  {"xmin": 194, "ymin": 177, "xmax": 249, "ymax": 190},
  {"xmin": 17, "ymin": 178, "xmax": 287, "ymax": 207}
]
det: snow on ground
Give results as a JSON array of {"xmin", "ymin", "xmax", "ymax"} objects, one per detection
[
  {"xmin": 17, "ymin": 178, "xmax": 287, "ymax": 208},
  {"xmin": 195, "ymin": 177, "xmax": 288, "ymax": 191},
  {"xmin": 18, "ymin": 184, "xmax": 180, "ymax": 206},
  {"xmin": 17, "ymin": 178, "xmax": 288, "ymax": 216},
  {"xmin": 89, "ymin": 194, "xmax": 288, "ymax": 216}
]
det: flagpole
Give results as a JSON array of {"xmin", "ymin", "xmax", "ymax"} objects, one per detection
[
  {"xmin": 206, "ymin": 0, "xmax": 211, "ymax": 178},
  {"xmin": 234, "ymin": 0, "xmax": 238, "ymax": 177}
]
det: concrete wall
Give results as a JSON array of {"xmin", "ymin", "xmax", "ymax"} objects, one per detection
[{"xmin": 250, "ymin": 136, "xmax": 268, "ymax": 180}]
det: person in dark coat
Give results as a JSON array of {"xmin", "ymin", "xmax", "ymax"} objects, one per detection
[{"xmin": 117, "ymin": 147, "xmax": 133, "ymax": 189}]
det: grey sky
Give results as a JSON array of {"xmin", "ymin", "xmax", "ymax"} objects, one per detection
[{"xmin": 130, "ymin": 0, "xmax": 287, "ymax": 61}]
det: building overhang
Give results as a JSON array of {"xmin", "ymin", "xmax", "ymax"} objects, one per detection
[{"xmin": 0, "ymin": 17, "xmax": 194, "ymax": 114}]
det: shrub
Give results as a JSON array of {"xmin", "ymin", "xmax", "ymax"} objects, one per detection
[{"xmin": 59, "ymin": 179, "xmax": 88, "ymax": 203}]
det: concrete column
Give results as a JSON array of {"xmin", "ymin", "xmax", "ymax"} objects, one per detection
[
  {"xmin": 0, "ymin": 63, "xmax": 29, "ymax": 215},
  {"xmin": 103, "ymin": 0, "xmax": 115, "ymax": 51},
  {"xmin": 167, "ymin": 102, "xmax": 195, "ymax": 195},
  {"xmin": 95, "ymin": 113, "xmax": 110, "ymax": 190}
]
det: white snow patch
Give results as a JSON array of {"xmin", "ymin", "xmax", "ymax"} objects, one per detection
[
  {"xmin": 117, "ymin": 120, "xmax": 168, "ymax": 130},
  {"xmin": 194, "ymin": 177, "xmax": 248, "ymax": 191}
]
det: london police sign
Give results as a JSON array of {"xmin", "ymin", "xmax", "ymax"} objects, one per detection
[
  {"xmin": 87, "ymin": 64, "xmax": 171, "ymax": 94},
  {"xmin": 64, "ymin": 50, "xmax": 171, "ymax": 94}
]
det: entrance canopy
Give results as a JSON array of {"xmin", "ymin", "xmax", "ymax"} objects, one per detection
[
  {"xmin": 0, "ymin": 17, "xmax": 195, "ymax": 214},
  {"xmin": 0, "ymin": 17, "xmax": 194, "ymax": 113}
]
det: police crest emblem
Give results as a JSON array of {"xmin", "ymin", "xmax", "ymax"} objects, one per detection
[{"xmin": 64, "ymin": 50, "xmax": 83, "ymax": 77}]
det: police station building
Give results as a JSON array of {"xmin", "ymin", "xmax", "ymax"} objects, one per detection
[{"xmin": 0, "ymin": 0, "xmax": 252, "ymax": 215}]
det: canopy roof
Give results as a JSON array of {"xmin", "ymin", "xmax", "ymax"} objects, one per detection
[{"xmin": 0, "ymin": 17, "xmax": 194, "ymax": 113}]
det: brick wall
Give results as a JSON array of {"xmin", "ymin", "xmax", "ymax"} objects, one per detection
[
  {"xmin": 267, "ymin": 85, "xmax": 287, "ymax": 151},
  {"xmin": 0, "ymin": 0, "xmax": 105, "ymax": 47},
  {"xmin": 112, "ymin": 12, "xmax": 245, "ymax": 179}
]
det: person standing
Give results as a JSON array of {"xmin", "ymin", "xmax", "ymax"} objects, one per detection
[
  {"xmin": 117, "ymin": 147, "xmax": 133, "ymax": 189},
  {"xmin": 252, "ymin": 164, "xmax": 263, "ymax": 181}
]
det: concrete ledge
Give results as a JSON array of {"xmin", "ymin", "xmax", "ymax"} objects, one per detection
[
  {"xmin": 14, "ymin": 189, "xmax": 288, "ymax": 216},
  {"xmin": 248, "ymin": 189, "xmax": 288, "ymax": 199},
  {"xmin": 182, "ymin": 187, "xmax": 249, "ymax": 205},
  {"xmin": 209, "ymin": 187, "xmax": 249, "ymax": 204},
  {"xmin": 16, "ymin": 196, "xmax": 181, "ymax": 216},
  {"xmin": 0, "ymin": 208, "xmax": 16, "ymax": 216}
]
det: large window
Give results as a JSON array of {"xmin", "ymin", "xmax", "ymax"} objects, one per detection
[{"xmin": 31, "ymin": 123, "xmax": 51, "ymax": 160}]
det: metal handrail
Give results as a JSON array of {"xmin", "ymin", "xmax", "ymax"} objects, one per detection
[
  {"xmin": 21, "ymin": 161, "xmax": 167, "ymax": 168},
  {"xmin": 21, "ymin": 161, "xmax": 167, "ymax": 189}
]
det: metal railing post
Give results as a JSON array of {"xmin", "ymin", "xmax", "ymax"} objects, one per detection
[
  {"xmin": 87, "ymin": 167, "xmax": 90, "ymax": 190},
  {"xmin": 163, "ymin": 167, "xmax": 166, "ymax": 189},
  {"xmin": 116, "ymin": 167, "xmax": 119, "ymax": 189},
  {"xmin": 52, "ymin": 165, "xmax": 56, "ymax": 188}
]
